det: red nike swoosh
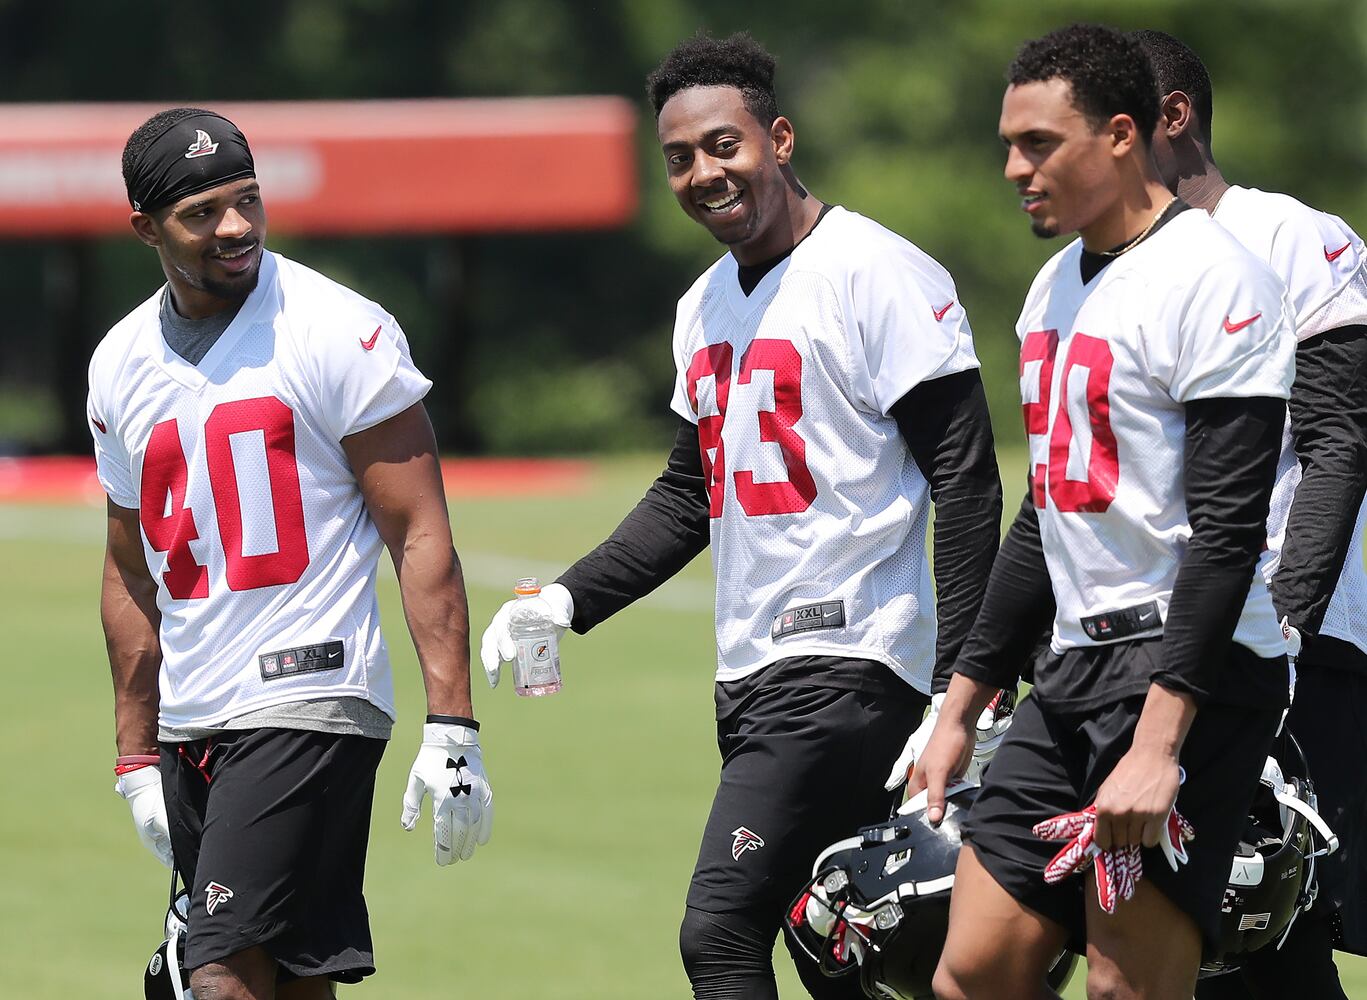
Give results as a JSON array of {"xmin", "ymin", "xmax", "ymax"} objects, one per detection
[
  {"xmin": 1325, "ymin": 242, "xmax": 1351, "ymax": 262},
  {"xmin": 359, "ymin": 326, "xmax": 381, "ymax": 351},
  {"xmin": 1223, "ymin": 313, "xmax": 1262, "ymax": 334},
  {"xmin": 91, "ymin": 417, "xmax": 106, "ymax": 433},
  {"xmin": 932, "ymin": 301, "xmax": 954, "ymax": 322}
]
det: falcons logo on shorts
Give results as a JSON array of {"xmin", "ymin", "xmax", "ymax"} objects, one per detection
[
  {"xmin": 731, "ymin": 826, "xmax": 765, "ymax": 861},
  {"xmin": 205, "ymin": 881, "xmax": 234, "ymax": 915}
]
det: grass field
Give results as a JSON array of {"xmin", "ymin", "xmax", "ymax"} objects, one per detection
[{"xmin": 3, "ymin": 453, "xmax": 1365, "ymax": 998}]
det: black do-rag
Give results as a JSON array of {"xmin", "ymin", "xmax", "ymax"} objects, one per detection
[{"xmin": 126, "ymin": 111, "xmax": 255, "ymax": 213}]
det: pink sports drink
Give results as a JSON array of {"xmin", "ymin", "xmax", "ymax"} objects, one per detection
[{"xmin": 508, "ymin": 578, "xmax": 563, "ymax": 697}]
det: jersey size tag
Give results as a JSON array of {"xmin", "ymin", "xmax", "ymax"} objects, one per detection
[
  {"xmin": 1080, "ymin": 602, "xmax": 1162, "ymax": 642},
  {"xmin": 259, "ymin": 640, "xmax": 345, "ymax": 681},
  {"xmin": 772, "ymin": 601, "xmax": 846, "ymax": 640}
]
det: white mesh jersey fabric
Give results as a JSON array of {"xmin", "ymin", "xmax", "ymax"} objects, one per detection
[
  {"xmin": 87, "ymin": 252, "xmax": 432, "ymax": 728},
  {"xmin": 1015, "ymin": 211, "xmax": 1294, "ymax": 658},
  {"xmin": 1214, "ymin": 186, "xmax": 1367, "ymax": 652},
  {"xmin": 667, "ymin": 207, "xmax": 979, "ymax": 691}
]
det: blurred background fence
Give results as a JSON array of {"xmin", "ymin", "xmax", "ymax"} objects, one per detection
[{"xmin": 0, "ymin": 0, "xmax": 1362, "ymax": 464}]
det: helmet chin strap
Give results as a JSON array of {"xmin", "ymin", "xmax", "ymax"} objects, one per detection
[
  {"xmin": 1273, "ymin": 787, "xmax": 1339, "ymax": 856},
  {"xmin": 166, "ymin": 926, "xmax": 189, "ymax": 999}
]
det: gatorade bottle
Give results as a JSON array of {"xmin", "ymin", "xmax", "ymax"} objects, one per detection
[{"xmin": 508, "ymin": 577, "xmax": 563, "ymax": 697}]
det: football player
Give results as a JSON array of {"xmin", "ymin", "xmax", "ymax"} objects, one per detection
[
  {"xmin": 1133, "ymin": 29, "xmax": 1367, "ymax": 999},
  {"xmin": 93, "ymin": 109, "xmax": 492, "ymax": 1000},
  {"xmin": 911, "ymin": 25, "xmax": 1296, "ymax": 999},
  {"xmin": 479, "ymin": 32, "xmax": 1003, "ymax": 1000}
]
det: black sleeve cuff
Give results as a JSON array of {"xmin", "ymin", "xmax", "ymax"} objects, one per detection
[
  {"xmin": 890, "ymin": 370, "xmax": 1003, "ymax": 690},
  {"xmin": 1159, "ymin": 396, "xmax": 1285, "ymax": 701},
  {"xmin": 426, "ymin": 714, "xmax": 479, "ymax": 730},
  {"xmin": 1271, "ymin": 326, "xmax": 1367, "ymax": 635},
  {"xmin": 556, "ymin": 417, "xmax": 710, "ymax": 633},
  {"xmin": 952, "ymin": 486, "xmax": 1055, "ymax": 693}
]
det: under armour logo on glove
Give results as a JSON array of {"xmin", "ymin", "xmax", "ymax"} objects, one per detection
[
  {"xmin": 402, "ymin": 723, "xmax": 494, "ymax": 866},
  {"xmin": 447, "ymin": 755, "xmax": 473, "ymax": 798},
  {"xmin": 1033, "ymin": 804, "xmax": 1195, "ymax": 914}
]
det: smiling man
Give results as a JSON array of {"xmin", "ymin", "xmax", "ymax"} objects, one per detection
[
  {"xmin": 92, "ymin": 108, "xmax": 492, "ymax": 1000},
  {"xmin": 911, "ymin": 24, "xmax": 1297, "ymax": 1000},
  {"xmin": 479, "ymin": 31, "xmax": 1002, "ymax": 1000}
]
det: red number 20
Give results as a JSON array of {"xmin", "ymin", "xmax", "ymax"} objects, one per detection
[
  {"xmin": 686, "ymin": 338, "xmax": 817, "ymax": 517},
  {"xmin": 1020, "ymin": 330, "xmax": 1119, "ymax": 513},
  {"xmin": 139, "ymin": 396, "xmax": 309, "ymax": 599}
]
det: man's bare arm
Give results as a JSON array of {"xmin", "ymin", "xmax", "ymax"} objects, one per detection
[
  {"xmin": 102, "ymin": 499, "xmax": 162, "ymax": 755},
  {"xmin": 343, "ymin": 402, "xmax": 472, "ymax": 718}
]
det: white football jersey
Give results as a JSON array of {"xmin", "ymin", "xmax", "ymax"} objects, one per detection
[
  {"xmin": 1214, "ymin": 185, "xmax": 1367, "ymax": 653},
  {"xmin": 88, "ymin": 251, "xmax": 431, "ymax": 729},
  {"xmin": 668, "ymin": 207, "xmax": 980, "ymax": 690},
  {"xmin": 1016, "ymin": 209, "xmax": 1295, "ymax": 658}
]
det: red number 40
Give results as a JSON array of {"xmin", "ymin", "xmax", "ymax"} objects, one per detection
[
  {"xmin": 139, "ymin": 396, "xmax": 309, "ymax": 599},
  {"xmin": 1020, "ymin": 329, "xmax": 1119, "ymax": 513}
]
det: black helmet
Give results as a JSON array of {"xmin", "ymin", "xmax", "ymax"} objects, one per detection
[
  {"xmin": 1200, "ymin": 730, "xmax": 1338, "ymax": 978},
  {"xmin": 145, "ymin": 880, "xmax": 193, "ymax": 999},
  {"xmin": 786, "ymin": 781, "xmax": 1075, "ymax": 998}
]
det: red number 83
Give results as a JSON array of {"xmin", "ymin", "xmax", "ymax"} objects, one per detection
[
  {"xmin": 685, "ymin": 338, "xmax": 817, "ymax": 517},
  {"xmin": 1020, "ymin": 329, "xmax": 1119, "ymax": 513}
]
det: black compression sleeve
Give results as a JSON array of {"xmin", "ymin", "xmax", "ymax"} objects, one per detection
[
  {"xmin": 1155, "ymin": 396, "xmax": 1286, "ymax": 702},
  {"xmin": 953, "ymin": 486, "xmax": 1056, "ymax": 691},
  {"xmin": 891, "ymin": 370, "xmax": 1003, "ymax": 693},
  {"xmin": 555, "ymin": 417, "xmax": 710, "ymax": 633},
  {"xmin": 1271, "ymin": 326, "xmax": 1367, "ymax": 637}
]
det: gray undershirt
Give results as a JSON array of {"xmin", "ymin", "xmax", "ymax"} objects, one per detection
[
  {"xmin": 159, "ymin": 697, "xmax": 393, "ymax": 742},
  {"xmin": 159, "ymin": 289, "xmax": 239, "ymax": 364},
  {"xmin": 156, "ymin": 291, "xmax": 393, "ymax": 744}
]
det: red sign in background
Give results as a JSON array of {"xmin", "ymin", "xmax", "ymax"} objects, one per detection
[{"xmin": 0, "ymin": 98, "xmax": 637, "ymax": 236}]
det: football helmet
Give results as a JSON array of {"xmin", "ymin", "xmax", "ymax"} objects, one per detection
[
  {"xmin": 786, "ymin": 781, "xmax": 1076, "ymax": 999},
  {"xmin": 145, "ymin": 881, "xmax": 193, "ymax": 999},
  {"xmin": 1200, "ymin": 730, "xmax": 1338, "ymax": 978}
]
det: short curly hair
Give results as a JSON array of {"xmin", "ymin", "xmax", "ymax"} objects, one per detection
[
  {"xmin": 646, "ymin": 31, "xmax": 779, "ymax": 125},
  {"xmin": 1008, "ymin": 24, "xmax": 1159, "ymax": 140},
  {"xmin": 122, "ymin": 107, "xmax": 217, "ymax": 198},
  {"xmin": 1130, "ymin": 29, "xmax": 1213, "ymax": 142}
]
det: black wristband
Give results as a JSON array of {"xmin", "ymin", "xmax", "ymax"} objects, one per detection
[{"xmin": 426, "ymin": 714, "xmax": 479, "ymax": 730}]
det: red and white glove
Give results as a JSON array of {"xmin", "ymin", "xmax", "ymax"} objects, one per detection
[
  {"xmin": 1032, "ymin": 803, "xmax": 1194, "ymax": 914},
  {"xmin": 114, "ymin": 754, "xmax": 174, "ymax": 869}
]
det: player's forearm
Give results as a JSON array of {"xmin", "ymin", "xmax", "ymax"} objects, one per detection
[
  {"xmin": 952, "ymin": 488, "xmax": 1055, "ymax": 693},
  {"xmin": 1131, "ymin": 683, "xmax": 1198, "ymax": 760},
  {"xmin": 1272, "ymin": 326, "xmax": 1367, "ymax": 634},
  {"xmin": 893, "ymin": 371, "xmax": 1004, "ymax": 689},
  {"xmin": 394, "ymin": 533, "xmax": 474, "ymax": 718},
  {"xmin": 1158, "ymin": 397, "xmax": 1284, "ymax": 701},
  {"xmin": 937, "ymin": 673, "xmax": 1001, "ymax": 727},
  {"xmin": 556, "ymin": 417, "xmax": 710, "ymax": 632},
  {"xmin": 102, "ymin": 555, "xmax": 162, "ymax": 755}
]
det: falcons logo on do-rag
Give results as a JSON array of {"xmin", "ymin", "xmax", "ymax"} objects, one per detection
[{"xmin": 731, "ymin": 826, "xmax": 765, "ymax": 861}]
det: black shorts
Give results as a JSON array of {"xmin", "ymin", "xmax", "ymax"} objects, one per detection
[
  {"xmin": 686, "ymin": 657, "xmax": 928, "ymax": 920},
  {"xmin": 963, "ymin": 689, "xmax": 1279, "ymax": 955},
  {"xmin": 160, "ymin": 728, "xmax": 386, "ymax": 981},
  {"xmin": 1286, "ymin": 652, "xmax": 1367, "ymax": 955}
]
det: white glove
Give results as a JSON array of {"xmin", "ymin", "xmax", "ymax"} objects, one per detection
[
  {"xmin": 479, "ymin": 582, "xmax": 573, "ymax": 689},
  {"xmin": 884, "ymin": 690, "xmax": 1015, "ymax": 791},
  {"xmin": 401, "ymin": 723, "xmax": 494, "ymax": 865},
  {"xmin": 115, "ymin": 764, "xmax": 174, "ymax": 869},
  {"xmin": 884, "ymin": 693, "xmax": 945, "ymax": 791}
]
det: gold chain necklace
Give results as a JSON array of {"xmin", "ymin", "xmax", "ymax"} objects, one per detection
[{"xmin": 1099, "ymin": 196, "xmax": 1178, "ymax": 258}]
